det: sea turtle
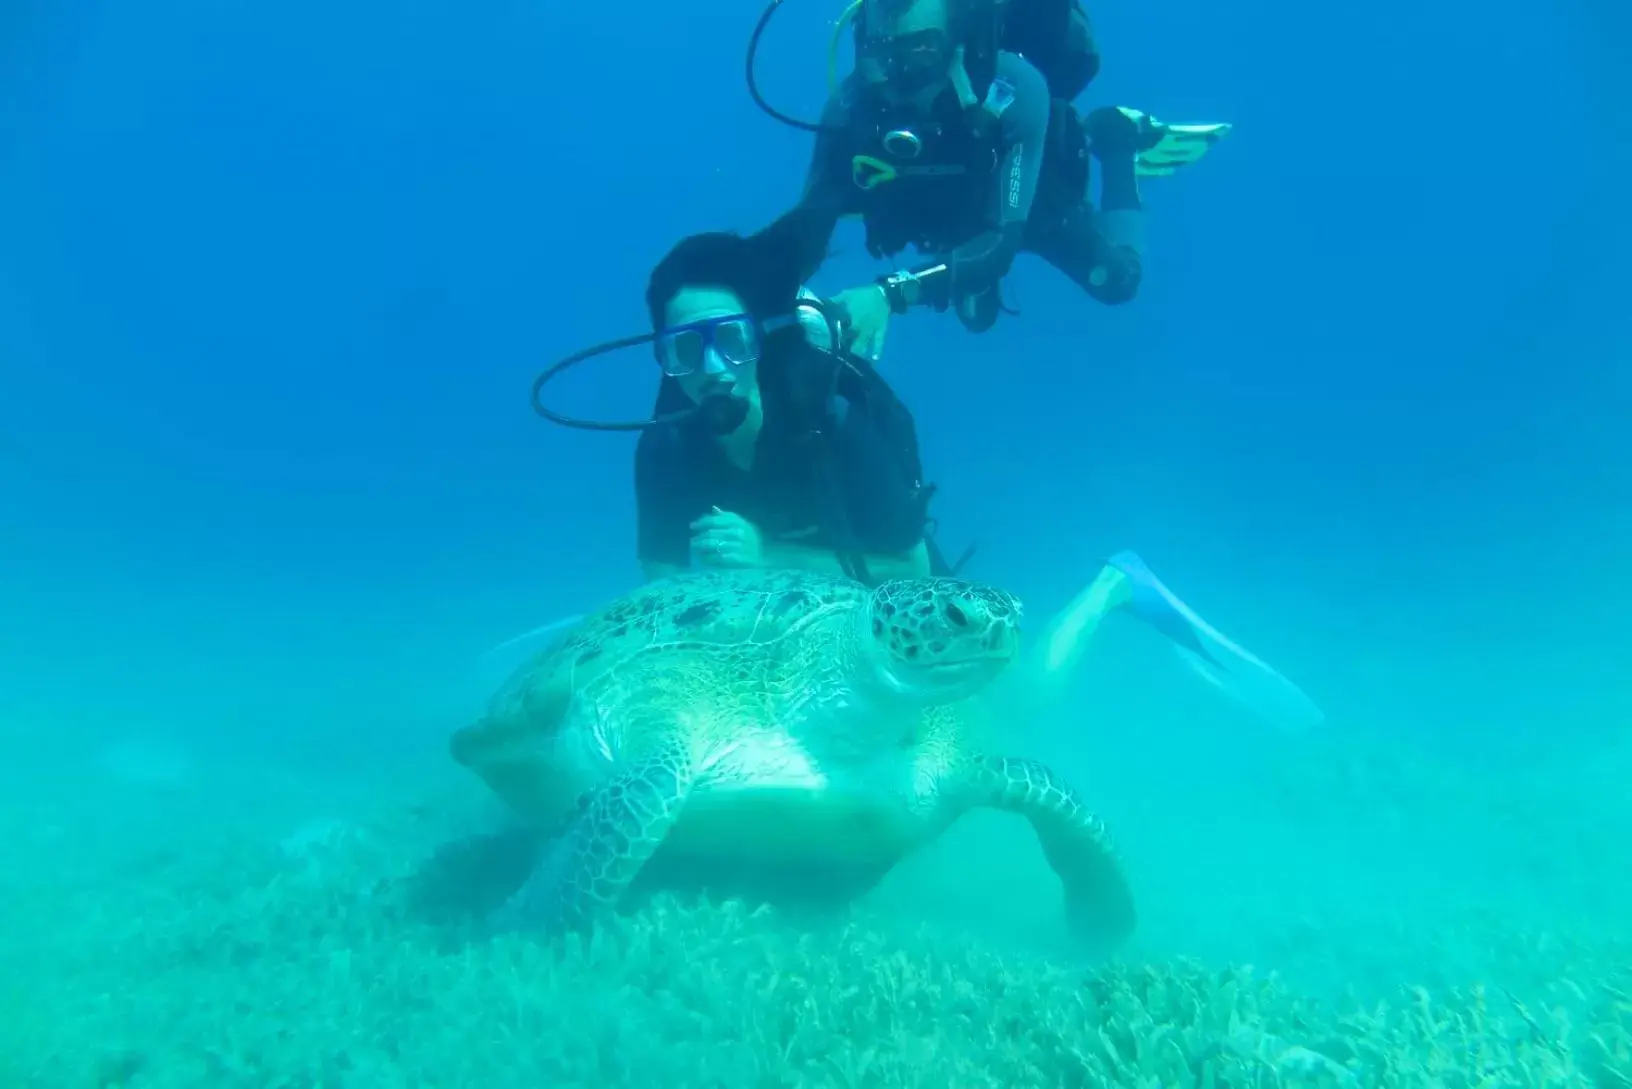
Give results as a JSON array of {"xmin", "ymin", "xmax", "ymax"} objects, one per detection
[{"xmin": 449, "ymin": 567, "xmax": 1136, "ymax": 944}]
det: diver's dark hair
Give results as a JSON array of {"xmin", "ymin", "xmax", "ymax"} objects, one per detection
[
  {"xmin": 644, "ymin": 229, "xmax": 804, "ymax": 332},
  {"xmin": 643, "ymin": 224, "xmax": 815, "ymax": 423}
]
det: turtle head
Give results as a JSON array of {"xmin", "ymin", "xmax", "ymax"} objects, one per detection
[{"xmin": 861, "ymin": 577, "xmax": 1022, "ymax": 702}]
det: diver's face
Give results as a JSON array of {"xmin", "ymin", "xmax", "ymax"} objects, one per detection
[
  {"xmin": 859, "ymin": 0, "xmax": 952, "ymax": 104},
  {"xmin": 660, "ymin": 285, "xmax": 761, "ymax": 408}
]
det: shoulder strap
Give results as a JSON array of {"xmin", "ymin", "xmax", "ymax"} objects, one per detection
[
  {"xmin": 774, "ymin": 344, "xmax": 872, "ymax": 583},
  {"xmin": 792, "ymin": 345, "xmax": 973, "ymax": 583},
  {"xmin": 811, "ymin": 391, "xmax": 873, "ymax": 583}
]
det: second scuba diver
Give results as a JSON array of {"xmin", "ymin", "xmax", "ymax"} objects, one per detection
[{"xmin": 751, "ymin": 0, "xmax": 1230, "ymax": 356}]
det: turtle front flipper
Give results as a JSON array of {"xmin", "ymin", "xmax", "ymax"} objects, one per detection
[
  {"xmin": 498, "ymin": 743, "xmax": 695, "ymax": 933},
  {"xmin": 950, "ymin": 755, "xmax": 1136, "ymax": 947}
]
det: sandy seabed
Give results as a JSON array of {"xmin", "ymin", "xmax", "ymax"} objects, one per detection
[{"xmin": 2, "ymin": 756, "xmax": 1630, "ymax": 1089}]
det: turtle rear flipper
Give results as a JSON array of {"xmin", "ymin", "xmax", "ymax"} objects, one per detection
[
  {"xmin": 952, "ymin": 755, "xmax": 1136, "ymax": 947},
  {"xmin": 498, "ymin": 742, "xmax": 695, "ymax": 933}
]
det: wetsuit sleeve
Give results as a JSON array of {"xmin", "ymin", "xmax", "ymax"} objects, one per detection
[
  {"xmin": 634, "ymin": 427, "xmax": 696, "ymax": 567},
  {"xmin": 903, "ymin": 55, "xmax": 1051, "ymax": 310},
  {"xmin": 763, "ymin": 91, "xmax": 857, "ymax": 283}
]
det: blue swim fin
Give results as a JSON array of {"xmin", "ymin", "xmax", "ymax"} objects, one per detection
[
  {"xmin": 1106, "ymin": 550, "xmax": 1326, "ymax": 732},
  {"xmin": 1109, "ymin": 108, "xmax": 1232, "ymax": 178}
]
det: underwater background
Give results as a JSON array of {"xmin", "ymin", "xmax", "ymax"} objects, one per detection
[{"xmin": 1, "ymin": 0, "xmax": 1629, "ymax": 1084}]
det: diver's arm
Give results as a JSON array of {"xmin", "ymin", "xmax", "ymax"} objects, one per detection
[
  {"xmin": 761, "ymin": 91, "xmax": 855, "ymax": 283},
  {"xmin": 878, "ymin": 56, "xmax": 1051, "ymax": 312},
  {"xmin": 761, "ymin": 539, "xmax": 932, "ymax": 581},
  {"xmin": 763, "ymin": 203, "xmax": 843, "ymax": 287}
]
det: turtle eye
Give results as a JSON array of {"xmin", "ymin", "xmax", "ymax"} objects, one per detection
[{"xmin": 945, "ymin": 603, "xmax": 969, "ymax": 628}]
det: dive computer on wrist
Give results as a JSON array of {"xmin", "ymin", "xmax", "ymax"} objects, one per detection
[{"xmin": 878, "ymin": 270, "xmax": 921, "ymax": 315}]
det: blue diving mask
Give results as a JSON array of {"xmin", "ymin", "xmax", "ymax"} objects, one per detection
[{"xmin": 653, "ymin": 312, "xmax": 802, "ymax": 378}]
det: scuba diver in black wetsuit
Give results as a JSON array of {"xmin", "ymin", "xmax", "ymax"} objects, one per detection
[
  {"xmin": 634, "ymin": 230, "xmax": 942, "ymax": 586},
  {"xmin": 746, "ymin": 0, "xmax": 1231, "ymax": 356},
  {"xmin": 531, "ymin": 221, "xmax": 966, "ymax": 585}
]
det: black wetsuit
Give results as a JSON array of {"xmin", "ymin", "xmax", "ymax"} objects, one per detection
[
  {"xmin": 634, "ymin": 343, "xmax": 929, "ymax": 578},
  {"xmin": 774, "ymin": 51, "xmax": 1145, "ymax": 331}
]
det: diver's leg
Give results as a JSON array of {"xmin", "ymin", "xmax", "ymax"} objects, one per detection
[
  {"xmin": 1028, "ymin": 107, "xmax": 1147, "ymax": 306},
  {"xmin": 954, "ymin": 285, "xmax": 1004, "ymax": 332},
  {"xmin": 1035, "ymin": 550, "xmax": 1225, "ymax": 681},
  {"xmin": 1027, "ymin": 199, "xmax": 1144, "ymax": 306},
  {"xmin": 1034, "ymin": 548, "xmax": 1240, "ymax": 685},
  {"xmin": 1087, "ymin": 124, "xmax": 1146, "ymax": 277},
  {"xmin": 962, "ymin": 198, "xmax": 1137, "ymax": 330},
  {"xmin": 998, "ymin": 559, "xmax": 1132, "ymax": 720},
  {"xmin": 1035, "ymin": 562, "xmax": 1135, "ymax": 676},
  {"xmin": 1034, "ymin": 551, "xmax": 1329, "ymax": 732}
]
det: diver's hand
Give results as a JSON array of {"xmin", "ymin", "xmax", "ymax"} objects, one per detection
[
  {"xmin": 690, "ymin": 508, "xmax": 766, "ymax": 569},
  {"xmin": 832, "ymin": 284, "xmax": 892, "ymax": 361}
]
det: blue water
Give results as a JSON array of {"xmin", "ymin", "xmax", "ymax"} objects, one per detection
[{"xmin": 2, "ymin": 0, "xmax": 1629, "ymax": 1083}]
